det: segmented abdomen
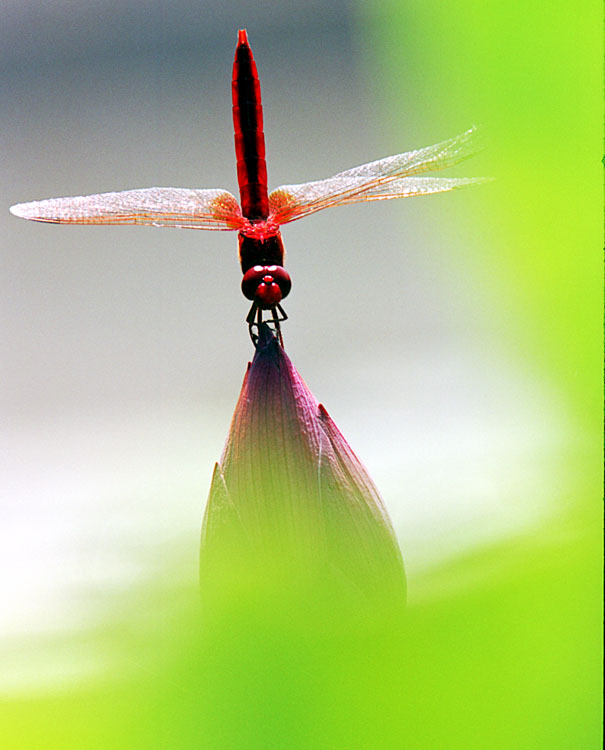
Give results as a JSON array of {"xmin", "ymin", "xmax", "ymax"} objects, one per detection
[{"xmin": 232, "ymin": 31, "xmax": 269, "ymax": 220}]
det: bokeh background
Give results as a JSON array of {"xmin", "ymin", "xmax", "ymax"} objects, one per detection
[{"xmin": 1, "ymin": 1, "xmax": 601, "ymax": 747}]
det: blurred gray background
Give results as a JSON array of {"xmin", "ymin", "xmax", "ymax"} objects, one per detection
[{"xmin": 1, "ymin": 0, "xmax": 564, "ymax": 693}]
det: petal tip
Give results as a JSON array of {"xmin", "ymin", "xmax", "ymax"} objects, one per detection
[{"xmin": 253, "ymin": 323, "xmax": 283, "ymax": 361}]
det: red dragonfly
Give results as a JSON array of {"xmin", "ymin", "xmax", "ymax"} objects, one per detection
[{"xmin": 10, "ymin": 29, "xmax": 485, "ymax": 345}]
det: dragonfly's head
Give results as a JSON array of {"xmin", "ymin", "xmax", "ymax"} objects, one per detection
[{"xmin": 241, "ymin": 264, "xmax": 291, "ymax": 309}]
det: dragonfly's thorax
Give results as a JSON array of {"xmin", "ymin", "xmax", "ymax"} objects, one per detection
[{"xmin": 238, "ymin": 224, "xmax": 284, "ymax": 274}]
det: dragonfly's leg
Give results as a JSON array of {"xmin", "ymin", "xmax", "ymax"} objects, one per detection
[
  {"xmin": 253, "ymin": 305, "xmax": 266, "ymax": 345},
  {"xmin": 246, "ymin": 301, "xmax": 259, "ymax": 345},
  {"xmin": 246, "ymin": 301, "xmax": 258, "ymax": 326},
  {"xmin": 247, "ymin": 303, "xmax": 287, "ymax": 347},
  {"xmin": 271, "ymin": 305, "xmax": 287, "ymax": 347}
]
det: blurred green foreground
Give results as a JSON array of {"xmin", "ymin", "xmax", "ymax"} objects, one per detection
[
  {"xmin": 2, "ymin": 516, "xmax": 600, "ymax": 749},
  {"xmin": 2, "ymin": 331, "xmax": 601, "ymax": 749}
]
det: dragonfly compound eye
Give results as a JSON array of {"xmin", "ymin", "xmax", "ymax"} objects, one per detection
[{"xmin": 241, "ymin": 264, "xmax": 291, "ymax": 308}]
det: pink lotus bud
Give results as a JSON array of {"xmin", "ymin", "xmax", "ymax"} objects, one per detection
[{"xmin": 201, "ymin": 325, "xmax": 405, "ymax": 614}]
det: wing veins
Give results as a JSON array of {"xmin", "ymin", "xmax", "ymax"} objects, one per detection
[
  {"xmin": 10, "ymin": 187, "xmax": 244, "ymax": 231},
  {"xmin": 269, "ymin": 127, "xmax": 484, "ymax": 223}
]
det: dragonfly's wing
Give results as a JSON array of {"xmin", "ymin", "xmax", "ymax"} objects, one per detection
[
  {"xmin": 269, "ymin": 127, "xmax": 484, "ymax": 224},
  {"xmin": 335, "ymin": 175, "xmax": 490, "ymax": 202},
  {"xmin": 10, "ymin": 188, "xmax": 244, "ymax": 230}
]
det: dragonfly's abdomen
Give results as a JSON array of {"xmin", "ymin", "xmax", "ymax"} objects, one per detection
[{"xmin": 232, "ymin": 30, "xmax": 269, "ymax": 221}]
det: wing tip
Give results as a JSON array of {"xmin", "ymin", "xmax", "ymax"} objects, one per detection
[
  {"xmin": 9, "ymin": 202, "xmax": 30, "ymax": 219},
  {"xmin": 460, "ymin": 124, "xmax": 486, "ymax": 151},
  {"xmin": 9, "ymin": 201, "xmax": 56, "ymax": 222}
]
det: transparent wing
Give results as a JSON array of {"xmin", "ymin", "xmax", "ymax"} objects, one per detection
[
  {"xmin": 10, "ymin": 187, "xmax": 244, "ymax": 230},
  {"xmin": 334, "ymin": 175, "xmax": 490, "ymax": 203},
  {"xmin": 269, "ymin": 127, "xmax": 484, "ymax": 224}
]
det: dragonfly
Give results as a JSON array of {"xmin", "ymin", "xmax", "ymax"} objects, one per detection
[{"xmin": 10, "ymin": 29, "xmax": 486, "ymax": 346}]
